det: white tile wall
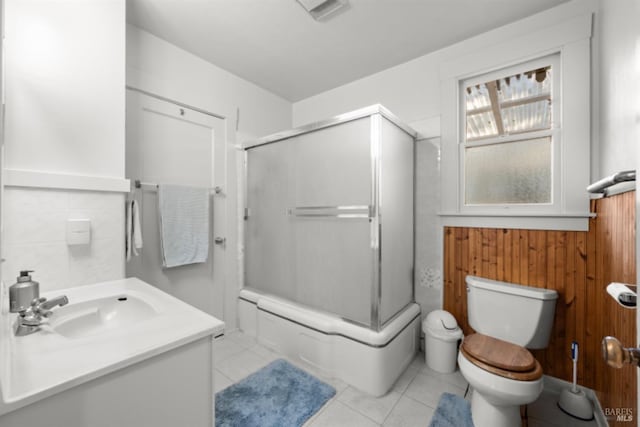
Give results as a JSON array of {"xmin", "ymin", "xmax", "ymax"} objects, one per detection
[
  {"xmin": 414, "ymin": 138, "xmax": 443, "ymax": 320},
  {"xmin": 2, "ymin": 188, "xmax": 125, "ymax": 293}
]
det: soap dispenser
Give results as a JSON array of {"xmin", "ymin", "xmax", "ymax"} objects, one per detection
[{"xmin": 9, "ymin": 270, "xmax": 40, "ymax": 313}]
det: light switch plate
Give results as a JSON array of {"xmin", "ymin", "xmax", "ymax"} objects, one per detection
[{"xmin": 66, "ymin": 219, "xmax": 91, "ymax": 245}]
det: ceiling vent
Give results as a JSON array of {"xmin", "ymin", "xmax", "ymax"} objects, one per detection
[{"xmin": 296, "ymin": 0, "xmax": 348, "ymax": 21}]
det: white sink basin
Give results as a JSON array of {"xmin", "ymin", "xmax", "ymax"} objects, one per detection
[
  {"xmin": 49, "ymin": 294, "xmax": 158, "ymax": 338},
  {"xmin": 0, "ymin": 277, "xmax": 225, "ymax": 413}
]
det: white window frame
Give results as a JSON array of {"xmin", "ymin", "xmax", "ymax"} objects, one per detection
[
  {"xmin": 439, "ymin": 13, "xmax": 592, "ymax": 231},
  {"xmin": 459, "ymin": 54, "xmax": 561, "ymax": 214}
]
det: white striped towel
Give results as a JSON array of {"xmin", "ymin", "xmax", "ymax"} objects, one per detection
[{"xmin": 158, "ymin": 184, "xmax": 209, "ymax": 268}]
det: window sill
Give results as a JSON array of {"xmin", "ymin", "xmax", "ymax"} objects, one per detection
[{"xmin": 438, "ymin": 212, "xmax": 593, "ymax": 231}]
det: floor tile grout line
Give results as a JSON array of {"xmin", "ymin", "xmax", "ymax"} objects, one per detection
[
  {"xmin": 337, "ymin": 391, "xmax": 398, "ymax": 426},
  {"xmin": 246, "ymin": 345, "xmax": 279, "ymax": 362},
  {"xmin": 214, "ymin": 368, "xmax": 233, "ymax": 383},
  {"xmin": 302, "ymin": 396, "xmax": 335, "ymax": 426},
  {"xmin": 225, "ymin": 336, "xmax": 257, "ymax": 350},
  {"xmin": 380, "ymin": 390, "xmax": 406, "ymax": 426},
  {"xmin": 213, "ymin": 348, "xmax": 245, "ymax": 365},
  {"xmin": 419, "ymin": 367, "xmax": 469, "ymax": 389},
  {"xmin": 400, "ymin": 391, "xmax": 438, "ymax": 411},
  {"xmin": 336, "ymin": 399, "xmax": 383, "ymax": 427}
]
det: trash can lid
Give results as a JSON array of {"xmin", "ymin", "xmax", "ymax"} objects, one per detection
[
  {"xmin": 427, "ymin": 326, "xmax": 463, "ymax": 342},
  {"xmin": 423, "ymin": 310, "xmax": 460, "ymax": 332}
]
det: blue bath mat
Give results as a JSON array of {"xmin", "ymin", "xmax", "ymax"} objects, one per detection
[
  {"xmin": 215, "ymin": 359, "xmax": 336, "ymax": 427},
  {"xmin": 428, "ymin": 392, "xmax": 474, "ymax": 427}
]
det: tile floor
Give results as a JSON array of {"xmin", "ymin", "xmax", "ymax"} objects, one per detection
[{"xmin": 214, "ymin": 331, "xmax": 600, "ymax": 427}]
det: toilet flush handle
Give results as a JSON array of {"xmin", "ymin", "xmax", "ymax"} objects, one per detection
[{"xmin": 602, "ymin": 336, "xmax": 640, "ymax": 368}]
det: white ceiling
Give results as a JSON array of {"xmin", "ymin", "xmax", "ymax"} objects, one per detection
[{"xmin": 127, "ymin": 0, "xmax": 570, "ymax": 102}]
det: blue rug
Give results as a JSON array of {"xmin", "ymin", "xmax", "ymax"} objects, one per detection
[
  {"xmin": 215, "ymin": 359, "xmax": 336, "ymax": 427},
  {"xmin": 428, "ymin": 392, "xmax": 474, "ymax": 427}
]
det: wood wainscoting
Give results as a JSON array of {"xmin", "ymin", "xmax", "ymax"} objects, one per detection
[{"xmin": 443, "ymin": 190, "xmax": 636, "ymax": 424}]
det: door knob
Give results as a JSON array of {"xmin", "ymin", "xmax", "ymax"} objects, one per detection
[
  {"xmin": 214, "ymin": 237, "xmax": 226, "ymax": 245},
  {"xmin": 602, "ymin": 336, "xmax": 640, "ymax": 368}
]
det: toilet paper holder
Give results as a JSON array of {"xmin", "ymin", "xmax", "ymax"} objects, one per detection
[{"xmin": 606, "ymin": 283, "xmax": 636, "ymax": 309}]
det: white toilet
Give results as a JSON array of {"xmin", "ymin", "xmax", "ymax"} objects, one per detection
[{"xmin": 458, "ymin": 275, "xmax": 558, "ymax": 427}]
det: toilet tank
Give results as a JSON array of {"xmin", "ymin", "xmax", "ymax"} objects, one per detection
[{"xmin": 466, "ymin": 276, "xmax": 558, "ymax": 349}]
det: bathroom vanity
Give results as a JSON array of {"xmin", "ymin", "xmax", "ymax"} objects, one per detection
[{"xmin": 0, "ymin": 278, "xmax": 225, "ymax": 427}]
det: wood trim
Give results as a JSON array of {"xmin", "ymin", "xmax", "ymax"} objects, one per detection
[{"xmin": 485, "ymin": 81, "xmax": 505, "ymax": 135}]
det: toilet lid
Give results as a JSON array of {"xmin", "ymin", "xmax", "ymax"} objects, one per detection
[{"xmin": 461, "ymin": 333, "xmax": 536, "ymax": 372}]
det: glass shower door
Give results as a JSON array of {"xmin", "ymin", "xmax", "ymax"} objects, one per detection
[
  {"xmin": 245, "ymin": 117, "xmax": 375, "ymax": 326},
  {"xmin": 290, "ymin": 117, "xmax": 373, "ymax": 326},
  {"xmin": 245, "ymin": 139, "xmax": 295, "ymax": 300}
]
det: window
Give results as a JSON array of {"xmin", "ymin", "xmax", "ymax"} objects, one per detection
[
  {"xmin": 461, "ymin": 54, "xmax": 559, "ymax": 208},
  {"xmin": 439, "ymin": 13, "xmax": 592, "ymax": 231}
]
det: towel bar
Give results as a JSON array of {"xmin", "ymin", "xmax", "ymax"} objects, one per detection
[
  {"xmin": 287, "ymin": 205, "xmax": 371, "ymax": 219},
  {"xmin": 134, "ymin": 179, "xmax": 222, "ymax": 194}
]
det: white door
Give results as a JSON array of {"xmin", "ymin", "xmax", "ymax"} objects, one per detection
[{"xmin": 125, "ymin": 90, "xmax": 226, "ymax": 319}]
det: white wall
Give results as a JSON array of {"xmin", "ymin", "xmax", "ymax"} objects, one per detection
[
  {"xmin": 593, "ymin": 0, "xmax": 640, "ymax": 411},
  {"xmin": 2, "ymin": 188, "xmax": 125, "ymax": 293},
  {"xmin": 293, "ymin": 1, "xmax": 597, "ymax": 130},
  {"xmin": 2, "ymin": 0, "xmax": 127, "ymax": 297},
  {"xmin": 594, "ymin": 0, "xmax": 639, "ymax": 178},
  {"xmin": 292, "ymin": 0, "xmax": 599, "ymax": 319},
  {"xmin": 126, "ymin": 26, "xmax": 292, "ymax": 329},
  {"xmin": 126, "ymin": 26, "xmax": 291, "ymax": 141},
  {"xmin": 4, "ymin": 0, "xmax": 125, "ymax": 178},
  {"xmin": 414, "ymin": 139, "xmax": 441, "ymax": 318}
]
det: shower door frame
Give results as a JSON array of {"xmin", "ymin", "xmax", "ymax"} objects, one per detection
[{"xmin": 243, "ymin": 104, "xmax": 417, "ymax": 331}]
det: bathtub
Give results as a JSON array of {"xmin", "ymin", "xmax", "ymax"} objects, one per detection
[{"xmin": 238, "ymin": 288, "xmax": 421, "ymax": 397}]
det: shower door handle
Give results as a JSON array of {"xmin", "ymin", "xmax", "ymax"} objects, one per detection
[{"xmin": 288, "ymin": 205, "xmax": 371, "ymax": 218}]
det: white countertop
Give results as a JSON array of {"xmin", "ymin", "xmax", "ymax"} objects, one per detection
[{"xmin": 0, "ymin": 277, "xmax": 224, "ymax": 415}]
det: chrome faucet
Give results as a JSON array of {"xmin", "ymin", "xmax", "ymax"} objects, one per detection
[
  {"xmin": 13, "ymin": 296, "xmax": 69, "ymax": 336},
  {"xmin": 9, "ymin": 270, "xmax": 69, "ymax": 336}
]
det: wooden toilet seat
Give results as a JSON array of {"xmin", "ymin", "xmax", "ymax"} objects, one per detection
[{"xmin": 460, "ymin": 333, "xmax": 543, "ymax": 381}]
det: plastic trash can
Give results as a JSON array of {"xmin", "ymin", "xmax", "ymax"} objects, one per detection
[{"xmin": 423, "ymin": 310, "xmax": 463, "ymax": 373}]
